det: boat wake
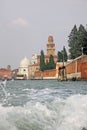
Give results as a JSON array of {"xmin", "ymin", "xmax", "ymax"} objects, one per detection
[{"xmin": 0, "ymin": 94, "xmax": 87, "ymax": 130}]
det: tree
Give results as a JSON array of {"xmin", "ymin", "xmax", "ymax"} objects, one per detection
[
  {"xmin": 68, "ymin": 24, "xmax": 87, "ymax": 59},
  {"xmin": 82, "ymin": 36, "xmax": 87, "ymax": 54},
  {"xmin": 58, "ymin": 51, "xmax": 63, "ymax": 62},
  {"xmin": 49, "ymin": 55, "xmax": 56, "ymax": 69},
  {"xmin": 57, "ymin": 46, "xmax": 67, "ymax": 62},
  {"xmin": 40, "ymin": 50, "xmax": 45, "ymax": 71},
  {"xmin": 78, "ymin": 24, "xmax": 87, "ymax": 55},
  {"xmin": 68, "ymin": 25, "xmax": 78, "ymax": 59},
  {"xmin": 76, "ymin": 24, "xmax": 87, "ymax": 56},
  {"xmin": 45, "ymin": 55, "xmax": 56, "ymax": 70},
  {"xmin": 63, "ymin": 46, "xmax": 68, "ymax": 62}
]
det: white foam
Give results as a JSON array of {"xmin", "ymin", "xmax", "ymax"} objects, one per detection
[
  {"xmin": 58, "ymin": 94, "xmax": 87, "ymax": 130},
  {"xmin": 0, "ymin": 94, "xmax": 87, "ymax": 130}
]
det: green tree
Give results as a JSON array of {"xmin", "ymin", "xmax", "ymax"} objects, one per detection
[
  {"xmin": 68, "ymin": 24, "xmax": 87, "ymax": 59},
  {"xmin": 63, "ymin": 46, "xmax": 68, "ymax": 62},
  {"xmin": 68, "ymin": 25, "xmax": 78, "ymax": 59},
  {"xmin": 40, "ymin": 50, "xmax": 45, "ymax": 71},
  {"xmin": 78, "ymin": 24, "xmax": 87, "ymax": 55},
  {"xmin": 58, "ymin": 51, "xmax": 63, "ymax": 62},
  {"xmin": 82, "ymin": 36, "xmax": 87, "ymax": 54},
  {"xmin": 49, "ymin": 55, "xmax": 56, "ymax": 69},
  {"xmin": 76, "ymin": 24, "xmax": 87, "ymax": 56},
  {"xmin": 57, "ymin": 46, "xmax": 67, "ymax": 62},
  {"xmin": 45, "ymin": 55, "xmax": 56, "ymax": 70}
]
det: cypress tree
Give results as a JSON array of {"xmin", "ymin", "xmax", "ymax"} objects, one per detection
[
  {"xmin": 63, "ymin": 46, "xmax": 68, "ymax": 62},
  {"xmin": 57, "ymin": 46, "xmax": 67, "ymax": 62},
  {"xmin": 58, "ymin": 51, "xmax": 63, "ymax": 62},
  {"xmin": 49, "ymin": 55, "xmax": 56, "ymax": 69},
  {"xmin": 40, "ymin": 50, "xmax": 45, "ymax": 71}
]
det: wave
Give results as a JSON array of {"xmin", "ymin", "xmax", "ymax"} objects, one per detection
[{"xmin": 0, "ymin": 94, "xmax": 87, "ymax": 130}]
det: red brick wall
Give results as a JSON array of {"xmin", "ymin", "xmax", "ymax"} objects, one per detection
[
  {"xmin": 81, "ymin": 62, "xmax": 87, "ymax": 79},
  {"xmin": 66, "ymin": 55, "xmax": 87, "ymax": 79},
  {"xmin": 66, "ymin": 62, "xmax": 76, "ymax": 74},
  {"xmin": 35, "ymin": 69, "xmax": 56, "ymax": 78},
  {"xmin": 77, "ymin": 59, "xmax": 81, "ymax": 72}
]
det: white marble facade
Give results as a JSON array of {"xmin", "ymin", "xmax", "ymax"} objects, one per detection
[{"xmin": 18, "ymin": 57, "xmax": 29, "ymax": 79}]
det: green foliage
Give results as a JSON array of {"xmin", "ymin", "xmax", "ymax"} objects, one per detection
[
  {"xmin": 58, "ymin": 51, "xmax": 63, "ymax": 62},
  {"xmin": 58, "ymin": 46, "xmax": 67, "ymax": 62},
  {"xmin": 40, "ymin": 50, "xmax": 45, "ymax": 71},
  {"xmin": 63, "ymin": 46, "xmax": 68, "ymax": 62},
  {"xmin": 82, "ymin": 128, "xmax": 87, "ymax": 130},
  {"xmin": 45, "ymin": 55, "xmax": 56, "ymax": 70},
  {"xmin": 68, "ymin": 24, "xmax": 87, "ymax": 59},
  {"xmin": 40, "ymin": 51, "xmax": 56, "ymax": 71},
  {"xmin": 68, "ymin": 25, "xmax": 78, "ymax": 59},
  {"xmin": 48, "ymin": 55, "xmax": 56, "ymax": 69}
]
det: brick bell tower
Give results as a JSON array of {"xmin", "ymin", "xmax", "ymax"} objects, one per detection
[{"xmin": 46, "ymin": 35, "xmax": 55, "ymax": 56}]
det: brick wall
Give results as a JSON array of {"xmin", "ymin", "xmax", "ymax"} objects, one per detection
[
  {"xmin": 81, "ymin": 60, "xmax": 87, "ymax": 79},
  {"xmin": 35, "ymin": 69, "xmax": 56, "ymax": 79},
  {"xmin": 66, "ymin": 55, "xmax": 87, "ymax": 79},
  {"xmin": 66, "ymin": 61, "xmax": 76, "ymax": 74}
]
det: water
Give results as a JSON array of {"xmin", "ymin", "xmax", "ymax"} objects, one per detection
[{"xmin": 0, "ymin": 80, "xmax": 87, "ymax": 130}]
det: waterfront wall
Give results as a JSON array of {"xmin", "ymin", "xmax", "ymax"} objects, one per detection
[
  {"xmin": 66, "ymin": 55, "xmax": 87, "ymax": 79},
  {"xmin": 31, "ymin": 55, "xmax": 87, "ymax": 80},
  {"xmin": 34, "ymin": 69, "xmax": 56, "ymax": 79}
]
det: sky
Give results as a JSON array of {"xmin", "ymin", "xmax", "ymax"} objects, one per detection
[{"xmin": 0, "ymin": 0, "xmax": 87, "ymax": 69}]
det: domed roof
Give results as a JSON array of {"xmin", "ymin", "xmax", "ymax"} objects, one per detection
[
  {"xmin": 20, "ymin": 57, "xmax": 29, "ymax": 67},
  {"xmin": 48, "ymin": 35, "xmax": 53, "ymax": 42}
]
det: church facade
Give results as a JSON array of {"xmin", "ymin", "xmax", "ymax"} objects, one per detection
[{"xmin": 17, "ymin": 57, "xmax": 29, "ymax": 79}]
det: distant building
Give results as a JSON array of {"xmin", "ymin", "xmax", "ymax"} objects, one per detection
[
  {"xmin": 37, "ymin": 35, "xmax": 58, "ymax": 64},
  {"xmin": 29, "ymin": 63, "xmax": 40, "ymax": 79},
  {"xmin": 29, "ymin": 35, "xmax": 58, "ymax": 79},
  {"xmin": 30, "ymin": 54, "xmax": 37, "ymax": 65},
  {"xmin": 17, "ymin": 57, "xmax": 29, "ymax": 79},
  {"xmin": 0, "ymin": 68, "xmax": 12, "ymax": 80}
]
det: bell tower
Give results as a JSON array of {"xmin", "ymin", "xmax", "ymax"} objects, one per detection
[{"xmin": 46, "ymin": 35, "xmax": 55, "ymax": 56}]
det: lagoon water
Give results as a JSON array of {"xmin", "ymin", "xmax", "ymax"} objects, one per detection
[{"xmin": 0, "ymin": 80, "xmax": 87, "ymax": 130}]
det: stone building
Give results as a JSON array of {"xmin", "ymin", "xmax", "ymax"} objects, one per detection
[
  {"xmin": 0, "ymin": 68, "xmax": 12, "ymax": 80},
  {"xmin": 17, "ymin": 57, "xmax": 29, "ymax": 79},
  {"xmin": 29, "ymin": 35, "xmax": 58, "ymax": 79},
  {"xmin": 37, "ymin": 35, "xmax": 58, "ymax": 64},
  {"xmin": 29, "ymin": 63, "xmax": 40, "ymax": 79},
  {"xmin": 30, "ymin": 54, "xmax": 37, "ymax": 64}
]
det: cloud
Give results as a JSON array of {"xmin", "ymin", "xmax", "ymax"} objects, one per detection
[{"xmin": 11, "ymin": 17, "xmax": 28, "ymax": 27}]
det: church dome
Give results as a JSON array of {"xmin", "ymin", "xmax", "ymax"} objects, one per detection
[
  {"xmin": 20, "ymin": 57, "xmax": 29, "ymax": 67},
  {"xmin": 48, "ymin": 35, "xmax": 53, "ymax": 42}
]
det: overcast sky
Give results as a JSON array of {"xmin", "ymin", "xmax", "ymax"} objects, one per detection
[{"xmin": 0, "ymin": 0, "xmax": 87, "ymax": 69}]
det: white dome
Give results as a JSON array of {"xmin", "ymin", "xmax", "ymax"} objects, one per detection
[{"xmin": 20, "ymin": 57, "xmax": 29, "ymax": 67}]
